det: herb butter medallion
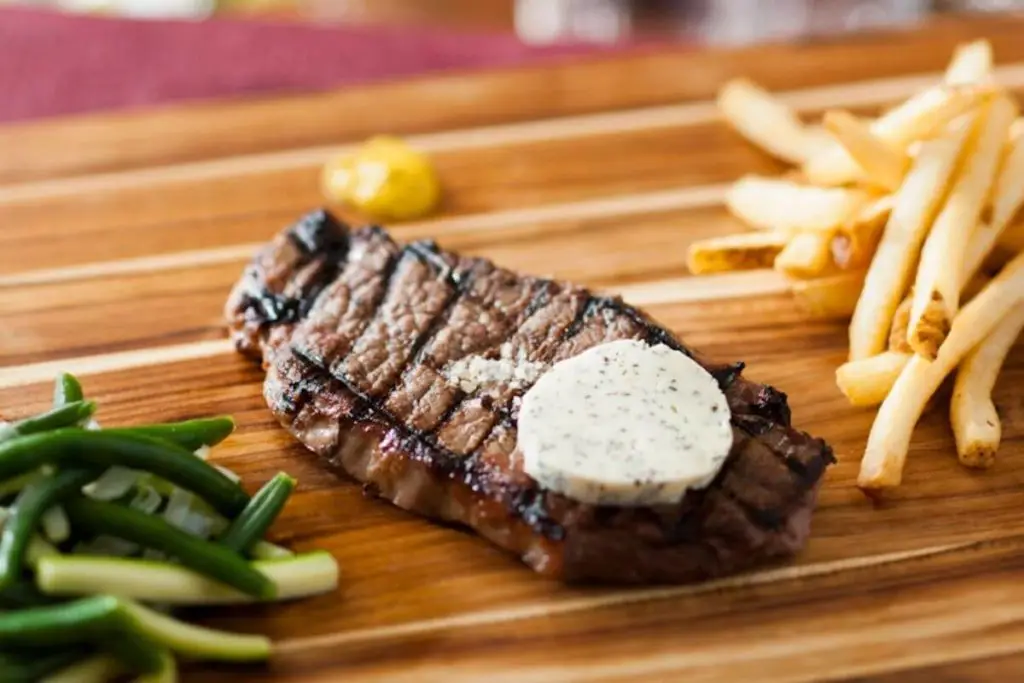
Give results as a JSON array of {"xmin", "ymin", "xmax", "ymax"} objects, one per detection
[{"xmin": 518, "ymin": 339, "xmax": 733, "ymax": 506}]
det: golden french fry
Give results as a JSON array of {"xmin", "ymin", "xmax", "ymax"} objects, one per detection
[
  {"xmin": 890, "ymin": 274, "xmax": 990, "ymax": 353},
  {"xmin": 944, "ymin": 39, "xmax": 994, "ymax": 86},
  {"xmin": 950, "ymin": 304, "xmax": 1024, "ymax": 469},
  {"xmin": 997, "ymin": 221, "xmax": 1024, "ymax": 254},
  {"xmin": 963, "ymin": 119, "xmax": 1024, "ymax": 281},
  {"xmin": 908, "ymin": 96, "xmax": 1017, "ymax": 359},
  {"xmin": 774, "ymin": 232, "xmax": 834, "ymax": 279},
  {"xmin": 717, "ymin": 79, "xmax": 823, "ymax": 165},
  {"xmin": 887, "ymin": 295, "xmax": 914, "ymax": 353},
  {"xmin": 781, "ymin": 168, "xmax": 809, "ymax": 183},
  {"xmin": 823, "ymin": 110, "xmax": 909, "ymax": 191},
  {"xmin": 831, "ymin": 194, "xmax": 894, "ymax": 270},
  {"xmin": 890, "ymin": 273, "xmax": 990, "ymax": 352},
  {"xmin": 835, "ymin": 351, "xmax": 912, "ymax": 407},
  {"xmin": 804, "ymin": 83, "xmax": 995, "ymax": 186},
  {"xmin": 686, "ymin": 231, "xmax": 790, "ymax": 274},
  {"xmin": 789, "ymin": 271, "xmax": 866, "ymax": 320},
  {"xmin": 847, "ymin": 115, "xmax": 978, "ymax": 361},
  {"xmin": 802, "ymin": 124, "xmax": 836, "ymax": 156},
  {"xmin": 725, "ymin": 176, "xmax": 871, "ymax": 232},
  {"xmin": 858, "ymin": 250, "xmax": 1024, "ymax": 490}
]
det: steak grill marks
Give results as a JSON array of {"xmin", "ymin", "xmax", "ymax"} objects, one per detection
[
  {"xmin": 301, "ymin": 247, "xmax": 569, "ymax": 477},
  {"xmin": 239, "ymin": 210, "xmax": 353, "ymax": 328},
  {"xmin": 298, "ymin": 240, "xmax": 474, "ymax": 443},
  {"xmin": 228, "ymin": 210, "xmax": 837, "ymax": 582}
]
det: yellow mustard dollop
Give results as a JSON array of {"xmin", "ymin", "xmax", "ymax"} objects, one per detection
[{"xmin": 321, "ymin": 136, "xmax": 441, "ymax": 222}]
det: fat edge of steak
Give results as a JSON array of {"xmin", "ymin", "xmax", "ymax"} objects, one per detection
[{"xmin": 226, "ymin": 210, "xmax": 836, "ymax": 583}]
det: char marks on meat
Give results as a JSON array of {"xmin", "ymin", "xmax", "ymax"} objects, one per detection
[{"xmin": 226, "ymin": 210, "xmax": 835, "ymax": 583}]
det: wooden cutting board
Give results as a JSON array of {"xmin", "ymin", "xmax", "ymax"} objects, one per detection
[{"xmin": 2, "ymin": 13, "xmax": 1024, "ymax": 682}]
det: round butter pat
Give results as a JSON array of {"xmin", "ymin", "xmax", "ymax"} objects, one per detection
[{"xmin": 518, "ymin": 339, "xmax": 733, "ymax": 506}]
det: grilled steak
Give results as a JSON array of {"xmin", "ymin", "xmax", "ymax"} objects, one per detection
[{"xmin": 226, "ymin": 210, "xmax": 835, "ymax": 583}]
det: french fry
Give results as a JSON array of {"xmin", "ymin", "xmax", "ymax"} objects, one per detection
[
  {"xmin": 802, "ymin": 124, "xmax": 836, "ymax": 156},
  {"xmin": 789, "ymin": 271, "xmax": 865, "ymax": 320},
  {"xmin": 858, "ymin": 250, "xmax": 1024, "ymax": 490},
  {"xmin": 831, "ymin": 194, "xmax": 894, "ymax": 270},
  {"xmin": 686, "ymin": 231, "xmax": 790, "ymax": 274},
  {"xmin": 774, "ymin": 232, "xmax": 834, "ymax": 279},
  {"xmin": 804, "ymin": 83, "xmax": 995, "ymax": 186},
  {"xmin": 908, "ymin": 96, "xmax": 1017, "ymax": 359},
  {"xmin": 847, "ymin": 115, "xmax": 978, "ymax": 361},
  {"xmin": 998, "ymin": 221, "xmax": 1024, "ymax": 254},
  {"xmin": 839, "ymin": 279, "xmax": 989, "ymax": 407},
  {"xmin": 823, "ymin": 110, "xmax": 909, "ymax": 191},
  {"xmin": 876, "ymin": 85, "xmax": 995, "ymax": 145},
  {"xmin": 835, "ymin": 351, "xmax": 912, "ymax": 407},
  {"xmin": 944, "ymin": 39, "xmax": 994, "ymax": 86},
  {"xmin": 962, "ymin": 119, "xmax": 1024, "ymax": 281},
  {"xmin": 717, "ymin": 79, "xmax": 822, "ymax": 164},
  {"xmin": 889, "ymin": 274, "xmax": 990, "ymax": 352},
  {"xmin": 950, "ymin": 304, "xmax": 1024, "ymax": 469},
  {"xmin": 717, "ymin": 79, "xmax": 814, "ymax": 165},
  {"xmin": 887, "ymin": 296, "xmax": 914, "ymax": 353},
  {"xmin": 725, "ymin": 176, "xmax": 871, "ymax": 232}
]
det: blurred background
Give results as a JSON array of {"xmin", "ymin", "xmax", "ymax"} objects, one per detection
[
  {"xmin": 3, "ymin": 0, "xmax": 1024, "ymax": 124},
  {"xmin": 4, "ymin": 0, "xmax": 1024, "ymax": 44}
]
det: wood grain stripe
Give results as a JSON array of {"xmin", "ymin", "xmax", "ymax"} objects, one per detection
[
  {"xmin": 0, "ymin": 184, "xmax": 730, "ymax": 289},
  {"xmin": 273, "ymin": 538, "xmax": 979, "ymax": 655},
  {"xmin": 0, "ymin": 271, "xmax": 790, "ymax": 388},
  {"xmin": 0, "ymin": 339, "xmax": 236, "ymax": 390},
  {"xmin": 616, "ymin": 270, "xmax": 789, "ymax": 306},
  {"xmin": 0, "ymin": 244, "xmax": 261, "ymax": 289},
  {"xmin": 4, "ymin": 63, "xmax": 1024, "ymax": 207}
]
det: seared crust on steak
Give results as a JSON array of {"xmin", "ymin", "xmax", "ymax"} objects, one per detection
[{"xmin": 227, "ymin": 210, "xmax": 835, "ymax": 583}]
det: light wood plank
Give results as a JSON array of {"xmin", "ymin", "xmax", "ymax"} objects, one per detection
[
  {"xmin": 3, "ymin": 13, "xmax": 1023, "ymax": 184},
  {"xmin": 6, "ymin": 77, "xmax": 1024, "ymax": 275}
]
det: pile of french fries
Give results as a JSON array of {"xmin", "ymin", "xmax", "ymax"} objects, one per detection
[{"xmin": 698, "ymin": 39, "xmax": 1024, "ymax": 491}]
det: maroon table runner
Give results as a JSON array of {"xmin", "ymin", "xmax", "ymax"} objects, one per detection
[{"xmin": 0, "ymin": 7, "xmax": 610, "ymax": 123}]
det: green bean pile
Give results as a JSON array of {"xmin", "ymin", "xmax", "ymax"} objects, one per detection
[{"xmin": 0, "ymin": 373, "xmax": 339, "ymax": 682}]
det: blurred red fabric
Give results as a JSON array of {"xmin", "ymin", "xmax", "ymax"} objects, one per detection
[{"xmin": 0, "ymin": 7, "xmax": 607, "ymax": 123}]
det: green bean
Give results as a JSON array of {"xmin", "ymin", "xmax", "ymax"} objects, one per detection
[
  {"xmin": 53, "ymin": 373, "xmax": 85, "ymax": 407},
  {"xmin": 4, "ymin": 402, "xmax": 96, "ymax": 440},
  {"xmin": 0, "ymin": 506, "xmax": 60, "ymax": 568},
  {"xmin": 100, "ymin": 631, "xmax": 166, "ymax": 676},
  {"xmin": 0, "ymin": 595, "xmax": 166, "ymax": 675},
  {"xmin": 39, "ymin": 654, "xmax": 123, "ymax": 683},
  {"xmin": 122, "ymin": 646, "xmax": 175, "ymax": 682},
  {"xmin": 64, "ymin": 498, "xmax": 275, "ymax": 600},
  {"xmin": 0, "ymin": 472, "xmax": 36, "ymax": 499},
  {"xmin": 103, "ymin": 417, "xmax": 235, "ymax": 452},
  {"xmin": 220, "ymin": 473, "xmax": 295, "ymax": 555},
  {"xmin": 0, "ymin": 595, "xmax": 122, "ymax": 646},
  {"xmin": 0, "ymin": 430, "xmax": 248, "ymax": 517},
  {"xmin": 0, "ymin": 579, "xmax": 62, "ymax": 609},
  {"xmin": 0, "ymin": 469, "xmax": 100, "ymax": 589},
  {"xmin": 250, "ymin": 540, "xmax": 294, "ymax": 561},
  {"xmin": 0, "ymin": 595, "xmax": 164, "ymax": 676},
  {"xmin": 36, "ymin": 551, "xmax": 337, "ymax": 605},
  {"xmin": 122, "ymin": 599, "xmax": 270, "ymax": 662},
  {"xmin": 0, "ymin": 647, "xmax": 92, "ymax": 683}
]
